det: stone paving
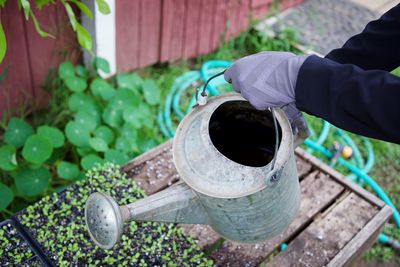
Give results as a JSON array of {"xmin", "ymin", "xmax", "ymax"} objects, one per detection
[{"xmin": 260, "ymin": 0, "xmax": 398, "ymax": 55}]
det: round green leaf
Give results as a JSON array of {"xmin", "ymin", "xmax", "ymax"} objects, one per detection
[
  {"xmin": 57, "ymin": 161, "xmax": 80, "ymax": 180},
  {"xmin": 15, "ymin": 167, "xmax": 50, "ymax": 197},
  {"xmin": 116, "ymin": 73, "xmax": 142, "ymax": 91},
  {"xmin": 76, "ymin": 64, "xmax": 88, "ymax": 78},
  {"xmin": 111, "ymin": 88, "xmax": 140, "ymax": 109},
  {"xmin": 104, "ymin": 149, "xmax": 129, "ymax": 165},
  {"xmin": 93, "ymin": 57, "xmax": 110, "ymax": 74},
  {"xmin": 4, "ymin": 117, "xmax": 34, "ymax": 148},
  {"xmin": 143, "ymin": 79, "xmax": 160, "ymax": 105},
  {"xmin": 102, "ymin": 105, "xmax": 123, "ymax": 128},
  {"xmin": 94, "ymin": 125, "xmax": 114, "ymax": 144},
  {"xmin": 65, "ymin": 121, "xmax": 90, "ymax": 147},
  {"xmin": 22, "ymin": 135, "xmax": 53, "ymax": 164},
  {"xmin": 81, "ymin": 154, "xmax": 104, "ymax": 170},
  {"xmin": 120, "ymin": 123, "xmax": 138, "ymax": 141},
  {"xmin": 37, "ymin": 125, "xmax": 65, "ymax": 148},
  {"xmin": 115, "ymin": 137, "xmax": 132, "ymax": 152},
  {"xmin": 0, "ymin": 145, "xmax": 17, "ymax": 171},
  {"xmin": 77, "ymin": 147, "xmax": 93, "ymax": 156},
  {"xmin": 65, "ymin": 76, "xmax": 87, "ymax": 93},
  {"xmin": 58, "ymin": 61, "xmax": 75, "ymax": 80},
  {"xmin": 68, "ymin": 93, "xmax": 94, "ymax": 112},
  {"xmin": 136, "ymin": 103, "xmax": 152, "ymax": 121},
  {"xmin": 90, "ymin": 78, "xmax": 115, "ymax": 100},
  {"xmin": 122, "ymin": 107, "xmax": 142, "ymax": 128},
  {"xmin": 0, "ymin": 183, "xmax": 14, "ymax": 211},
  {"xmin": 89, "ymin": 137, "xmax": 108, "ymax": 152},
  {"xmin": 75, "ymin": 110, "xmax": 98, "ymax": 131}
]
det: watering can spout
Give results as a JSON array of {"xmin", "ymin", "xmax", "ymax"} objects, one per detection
[
  {"xmin": 125, "ymin": 181, "xmax": 208, "ymax": 224},
  {"xmin": 85, "ymin": 182, "xmax": 208, "ymax": 249}
]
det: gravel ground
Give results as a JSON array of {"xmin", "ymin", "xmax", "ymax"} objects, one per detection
[{"xmin": 272, "ymin": 0, "xmax": 378, "ymax": 55}]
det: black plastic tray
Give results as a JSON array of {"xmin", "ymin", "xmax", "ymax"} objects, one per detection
[{"xmin": 0, "ymin": 219, "xmax": 53, "ymax": 266}]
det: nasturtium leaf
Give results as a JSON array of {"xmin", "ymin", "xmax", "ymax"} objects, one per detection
[
  {"xmin": 115, "ymin": 137, "xmax": 132, "ymax": 153},
  {"xmin": 0, "ymin": 145, "xmax": 17, "ymax": 171},
  {"xmin": 57, "ymin": 161, "xmax": 80, "ymax": 180},
  {"xmin": 22, "ymin": 134, "xmax": 53, "ymax": 164},
  {"xmin": 122, "ymin": 107, "xmax": 142, "ymax": 128},
  {"xmin": 111, "ymin": 88, "xmax": 140, "ymax": 109},
  {"xmin": 77, "ymin": 147, "xmax": 93, "ymax": 156},
  {"xmin": 37, "ymin": 125, "xmax": 65, "ymax": 148},
  {"xmin": 138, "ymin": 139, "xmax": 158, "ymax": 153},
  {"xmin": 89, "ymin": 137, "xmax": 108, "ymax": 152},
  {"xmin": 0, "ymin": 183, "xmax": 13, "ymax": 211},
  {"xmin": 75, "ymin": 110, "xmax": 98, "ymax": 131},
  {"xmin": 104, "ymin": 149, "xmax": 128, "ymax": 165},
  {"xmin": 136, "ymin": 103, "xmax": 152, "ymax": 121},
  {"xmin": 102, "ymin": 105, "xmax": 123, "ymax": 128},
  {"xmin": 94, "ymin": 125, "xmax": 114, "ymax": 144},
  {"xmin": 120, "ymin": 123, "xmax": 138, "ymax": 141},
  {"xmin": 68, "ymin": 93, "xmax": 93, "ymax": 112},
  {"xmin": 93, "ymin": 57, "xmax": 110, "ymax": 74},
  {"xmin": 58, "ymin": 61, "xmax": 75, "ymax": 80},
  {"xmin": 143, "ymin": 79, "xmax": 160, "ymax": 105},
  {"xmin": 4, "ymin": 117, "xmax": 34, "ymax": 148},
  {"xmin": 116, "ymin": 73, "xmax": 142, "ymax": 91},
  {"xmin": 90, "ymin": 78, "xmax": 115, "ymax": 100},
  {"xmin": 65, "ymin": 76, "xmax": 87, "ymax": 92},
  {"xmin": 15, "ymin": 167, "xmax": 50, "ymax": 197},
  {"xmin": 76, "ymin": 64, "xmax": 88, "ymax": 78},
  {"xmin": 81, "ymin": 154, "xmax": 103, "ymax": 170},
  {"xmin": 65, "ymin": 121, "xmax": 90, "ymax": 147}
]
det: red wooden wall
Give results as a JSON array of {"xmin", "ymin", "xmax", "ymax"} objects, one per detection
[
  {"xmin": 0, "ymin": 0, "xmax": 301, "ymax": 116},
  {"xmin": 116, "ymin": 0, "xmax": 301, "ymax": 72},
  {"xmin": 0, "ymin": 1, "xmax": 78, "ymax": 115}
]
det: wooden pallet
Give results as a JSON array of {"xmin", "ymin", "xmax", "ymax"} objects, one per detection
[{"xmin": 122, "ymin": 140, "xmax": 392, "ymax": 267}]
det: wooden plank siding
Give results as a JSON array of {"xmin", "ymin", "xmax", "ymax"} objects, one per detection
[
  {"xmin": 0, "ymin": 0, "xmax": 303, "ymax": 116},
  {"xmin": 0, "ymin": 1, "xmax": 78, "ymax": 116}
]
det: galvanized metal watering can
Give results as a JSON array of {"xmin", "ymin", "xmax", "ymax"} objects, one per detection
[{"xmin": 85, "ymin": 93, "xmax": 309, "ymax": 249}]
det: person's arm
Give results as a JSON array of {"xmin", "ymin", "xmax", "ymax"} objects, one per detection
[
  {"xmin": 296, "ymin": 55, "xmax": 400, "ymax": 144},
  {"xmin": 326, "ymin": 4, "xmax": 400, "ymax": 71}
]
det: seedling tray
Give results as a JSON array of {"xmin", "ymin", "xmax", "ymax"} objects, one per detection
[
  {"xmin": 14, "ymin": 164, "xmax": 212, "ymax": 266},
  {"xmin": 0, "ymin": 219, "xmax": 49, "ymax": 266}
]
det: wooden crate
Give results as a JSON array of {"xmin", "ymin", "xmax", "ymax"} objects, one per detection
[{"xmin": 122, "ymin": 140, "xmax": 392, "ymax": 267}]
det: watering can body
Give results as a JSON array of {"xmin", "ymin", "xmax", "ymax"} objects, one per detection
[{"xmin": 85, "ymin": 93, "xmax": 308, "ymax": 249}]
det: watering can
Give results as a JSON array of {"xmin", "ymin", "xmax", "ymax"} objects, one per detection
[{"xmin": 85, "ymin": 93, "xmax": 309, "ymax": 249}]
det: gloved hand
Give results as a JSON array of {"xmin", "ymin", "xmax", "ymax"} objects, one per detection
[{"xmin": 224, "ymin": 51, "xmax": 310, "ymax": 134}]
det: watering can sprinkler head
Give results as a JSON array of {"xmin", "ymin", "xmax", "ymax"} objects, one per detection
[{"xmin": 85, "ymin": 192, "xmax": 129, "ymax": 249}]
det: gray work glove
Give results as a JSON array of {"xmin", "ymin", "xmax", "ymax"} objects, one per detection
[{"xmin": 224, "ymin": 51, "xmax": 310, "ymax": 134}]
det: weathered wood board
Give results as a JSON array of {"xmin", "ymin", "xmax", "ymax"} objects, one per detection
[{"xmin": 122, "ymin": 140, "xmax": 392, "ymax": 267}]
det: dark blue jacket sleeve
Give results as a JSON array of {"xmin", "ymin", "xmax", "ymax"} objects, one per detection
[
  {"xmin": 295, "ymin": 4, "xmax": 400, "ymax": 144},
  {"xmin": 326, "ymin": 4, "xmax": 400, "ymax": 71}
]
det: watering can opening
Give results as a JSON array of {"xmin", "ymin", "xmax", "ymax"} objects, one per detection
[{"xmin": 208, "ymin": 100, "xmax": 282, "ymax": 168}]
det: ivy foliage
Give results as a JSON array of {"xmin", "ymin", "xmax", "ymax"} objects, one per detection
[{"xmin": 0, "ymin": 0, "xmax": 110, "ymax": 63}]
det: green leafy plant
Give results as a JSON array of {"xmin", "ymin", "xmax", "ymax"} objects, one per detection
[
  {"xmin": 16, "ymin": 163, "xmax": 212, "ymax": 266},
  {"xmin": 0, "ymin": 57, "xmax": 163, "ymax": 218},
  {"xmin": 0, "ymin": 0, "xmax": 111, "ymax": 63}
]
